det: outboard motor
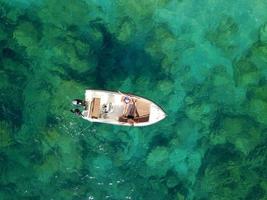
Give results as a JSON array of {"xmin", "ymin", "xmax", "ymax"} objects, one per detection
[
  {"xmin": 72, "ymin": 99, "xmax": 79, "ymax": 105},
  {"xmin": 72, "ymin": 99, "xmax": 85, "ymax": 106},
  {"xmin": 70, "ymin": 108, "xmax": 83, "ymax": 116}
]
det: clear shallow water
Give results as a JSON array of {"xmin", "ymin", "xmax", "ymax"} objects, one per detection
[{"xmin": 0, "ymin": 0, "xmax": 267, "ymax": 199}]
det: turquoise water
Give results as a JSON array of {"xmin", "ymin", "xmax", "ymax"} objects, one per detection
[{"xmin": 1, "ymin": 0, "xmax": 267, "ymax": 199}]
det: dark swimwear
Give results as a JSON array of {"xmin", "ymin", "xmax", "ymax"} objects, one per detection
[
  {"xmin": 73, "ymin": 99, "xmax": 86, "ymax": 106},
  {"xmin": 70, "ymin": 108, "xmax": 83, "ymax": 116}
]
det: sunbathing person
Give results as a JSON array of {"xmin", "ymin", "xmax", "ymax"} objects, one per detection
[{"xmin": 123, "ymin": 99, "xmax": 139, "ymax": 120}]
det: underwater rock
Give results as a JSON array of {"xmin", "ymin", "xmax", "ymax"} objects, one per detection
[
  {"xmin": 176, "ymin": 193, "xmax": 185, "ymax": 200},
  {"xmin": 0, "ymin": 4, "xmax": 6, "ymax": 19},
  {"xmin": 210, "ymin": 66, "xmax": 233, "ymax": 87},
  {"xmin": 39, "ymin": 0, "xmax": 90, "ymax": 28},
  {"xmin": 245, "ymin": 185, "xmax": 265, "ymax": 200},
  {"xmin": 247, "ymin": 85, "xmax": 267, "ymax": 101},
  {"xmin": 211, "ymin": 116, "xmax": 262, "ymax": 155},
  {"xmin": 35, "ymin": 154, "xmax": 59, "ymax": 183},
  {"xmin": 170, "ymin": 148, "xmax": 202, "ymax": 182},
  {"xmin": 2, "ymin": 58, "xmax": 28, "ymax": 78},
  {"xmin": 233, "ymin": 58, "xmax": 260, "ymax": 87},
  {"xmin": 149, "ymin": 179, "xmax": 168, "ymax": 197},
  {"xmin": 174, "ymin": 119, "xmax": 201, "ymax": 151},
  {"xmin": 166, "ymin": 92, "xmax": 185, "ymax": 114},
  {"xmin": 6, "ymin": 8, "xmax": 20, "ymax": 23},
  {"xmin": 187, "ymin": 151, "xmax": 202, "ymax": 173},
  {"xmin": 169, "ymin": 149, "xmax": 188, "ymax": 176},
  {"xmin": 0, "ymin": 71, "xmax": 9, "ymax": 90},
  {"xmin": 51, "ymin": 41, "xmax": 94, "ymax": 73},
  {"xmin": 56, "ymin": 191, "xmax": 72, "ymax": 200},
  {"xmin": 118, "ymin": 0, "xmax": 156, "ymax": 25},
  {"xmin": 42, "ymin": 129, "xmax": 82, "ymax": 173},
  {"xmin": 260, "ymin": 23, "xmax": 267, "ymax": 44},
  {"xmin": 156, "ymin": 79, "xmax": 174, "ymax": 96},
  {"xmin": 135, "ymin": 77, "xmax": 154, "ymax": 95},
  {"xmin": 145, "ymin": 26, "xmax": 176, "ymax": 60},
  {"xmin": 13, "ymin": 22, "xmax": 39, "ymax": 56},
  {"xmin": 207, "ymin": 66, "xmax": 246, "ymax": 107},
  {"xmin": 15, "ymin": 77, "xmax": 52, "ymax": 143},
  {"xmin": 115, "ymin": 128, "xmax": 146, "ymax": 165},
  {"xmin": 0, "ymin": 26, "xmax": 7, "ymax": 41},
  {"xmin": 74, "ymin": 40, "xmax": 91, "ymax": 58},
  {"xmin": 56, "ymin": 133, "xmax": 82, "ymax": 171},
  {"xmin": 166, "ymin": 175, "xmax": 179, "ymax": 188},
  {"xmin": 0, "ymin": 2, "xmax": 25, "ymax": 24},
  {"xmin": 160, "ymin": 55, "xmax": 180, "ymax": 76},
  {"xmin": 185, "ymin": 103, "xmax": 214, "ymax": 125},
  {"xmin": 194, "ymin": 143, "xmax": 257, "ymax": 200},
  {"xmin": 247, "ymin": 99, "xmax": 267, "ymax": 125},
  {"xmin": 260, "ymin": 181, "xmax": 267, "ymax": 199},
  {"xmin": 118, "ymin": 77, "xmax": 134, "ymax": 91},
  {"xmin": 0, "ymin": 121, "xmax": 13, "ymax": 148},
  {"xmin": 89, "ymin": 155, "xmax": 113, "ymax": 178},
  {"xmin": 169, "ymin": 149, "xmax": 187, "ymax": 164},
  {"xmin": 212, "ymin": 117, "xmax": 243, "ymax": 144},
  {"xmin": 115, "ymin": 17, "xmax": 136, "ymax": 43},
  {"xmin": 89, "ymin": 26, "xmax": 104, "ymax": 50},
  {"xmin": 250, "ymin": 43, "xmax": 267, "ymax": 67},
  {"xmin": 41, "ymin": 129, "xmax": 60, "ymax": 154},
  {"xmin": 206, "ymin": 16, "xmax": 238, "ymax": 56},
  {"xmin": 41, "ymin": 25, "xmax": 66, "ymax": 45},
  {"xmin": 146, "ymin": 146, "xmax": 170, "ymax": 177}
]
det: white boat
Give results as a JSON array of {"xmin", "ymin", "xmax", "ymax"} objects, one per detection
[{"xmin": 72, "ymin": 89, "xmax": 166, "ymax": 126}]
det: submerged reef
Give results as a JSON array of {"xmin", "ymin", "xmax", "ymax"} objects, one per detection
[{"xmin": 0, "ymin": 0, "xmax": 267, "ymax": 199}]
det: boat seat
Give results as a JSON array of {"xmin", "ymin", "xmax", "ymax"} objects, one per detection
[
  {"xmin": 118, "ymin": 115, "xmax": 150, "ymax": 123},
  {"xmin": 118, "ymin": 116, "xmax": 128, "ymax": 123},
  {"xmin": 90, "ymin": 98, "xmax": 101, "ymax": 119},
  {"xmin": 84, "ymin": 101, "xmax": 90, "ymax": 110},
  {"xmin": 134, "ymin": 115, "xmax": 150, "ymax": 123},
  {"xmin": 136, "ymin": 100, "xmax": 150, "ymax": 116}
]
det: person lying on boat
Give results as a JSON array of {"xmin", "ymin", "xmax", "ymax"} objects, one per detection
[
  {"xmin": 127, "ymin": 118, "xmax": 135, "ymax": 126},
  {"xmin": 72, "ymin": 99, "xmax": 86, "ymax": 107},
  {"xmin": 121, "ymin": 95, "xmax": 134, "ymax": 104},
  {"xmin": 125, "ymin": 106, "xmax": 138, "ymax": 126},
  {"xmin": 123, "ymin": 99, "xmax": 139, "ymax": 120},
  {"xmin": 70, "ymin": 108, "xmax": 83, "ymax": 116}
]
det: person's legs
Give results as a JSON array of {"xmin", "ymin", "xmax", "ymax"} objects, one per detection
[{"xmin": 127, "ymin": 119, "xmax": 135, "ymax": 125}]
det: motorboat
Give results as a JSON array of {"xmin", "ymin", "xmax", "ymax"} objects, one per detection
[{"xmin": 72, "ymin": 89, "xmax": 166, "ymax": 126}]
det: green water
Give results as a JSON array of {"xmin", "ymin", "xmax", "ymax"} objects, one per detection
[{"xmin": 1, "ymin": 0, "xmax": 267, "ymax": 199}]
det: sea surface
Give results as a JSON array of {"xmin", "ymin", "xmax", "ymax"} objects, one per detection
[{"xmin": 0, "ymin": 0, "xmax": 267, "ymax": 199}]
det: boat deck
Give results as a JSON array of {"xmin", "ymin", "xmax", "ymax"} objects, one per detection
[{"xmin": 82, "ymin": 90, "xmax": 151, "ymax": 125}]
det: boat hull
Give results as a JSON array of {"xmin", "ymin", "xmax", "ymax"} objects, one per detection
[{"xmin": 81, "ymin": 90, "xmax": 166, "ymax": 126}]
